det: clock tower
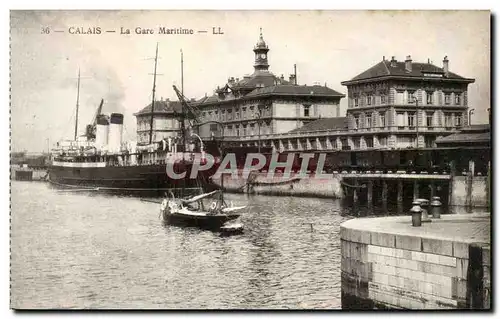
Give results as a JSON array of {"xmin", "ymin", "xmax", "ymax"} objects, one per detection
[{"xmin": 253, "ymin": 28, "xmax": 269, "ymax": 72}]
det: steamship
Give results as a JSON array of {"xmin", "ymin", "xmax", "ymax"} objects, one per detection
[{"xmin": 48, "ymin": 47, "xmax": 218, "ymax": 196}]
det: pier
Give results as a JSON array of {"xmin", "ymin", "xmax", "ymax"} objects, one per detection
[{"xmin": 340, "ymin": 213, "xmax": 490, "ymax": 309}]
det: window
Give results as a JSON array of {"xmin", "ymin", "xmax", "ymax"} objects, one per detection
[
  {"xmin": 396, "ymin": 91, "xmax": 405, "ymax": 104},
  {"xmin": 353, "ymin": 138, "xmax": 361, "ymax": 149},
  {"xmin": 208, "ymin": 111, "xmax": 212, "ymax": 119},
  {"xmin": 381, "ymin": 95, "xmax": 387, "ymax": 104},
  {"xmin": 250, "ymin": 123, "xmax": 255, "ymax": 134},
  {"xmin": 366, "ymin": 114, "xmax": 372, "ymax": 128},
  {"xmin": 445, "ymin": 114, "xmax": 452, "ymax": 127},
  {"xmin": 455, "ymin": 113, "xmax": 463, "ymax": 127},
  {"xmin": 236, "ymin": 125, "xmax": 240, "ymax": 136},
  {"xmin": 227, "ymin": 125, "xmax": 233, "ymax": 135},
  {"xmin": 354, "ymin": 97, "xmax": 359, "ymax": 107},
  {"xmin": 455, "ymin": 93, "xmax": 461, "ymax": 105},
  {"xmin": 243, "ymin": 124, "xmax": 247, "ymax": 135},
  {"xmin": 378, "ymin": 136, "xmax": 387, "ymax": 146},
  {"xmin": 379, "ymin": 112, "xmax": 386, "ymax": 127},
  {"xmin": 426, "ymin": 91, "xmax": 434, "ymax": 105},
  {"xmin": 426, "ymin": 112, "xmax": 434, "ymax": 127},
  {"xmin": 365, "ymin": 137, "xmax": 373, "ymax": 148},
  {"xmin": 408, "ymin": 91, "xmax": 416, "ymax": 103},
  {"xmin": 227, "ymin": 109, "xmax": 232, "ymax": 120},
  {"xmin": 444, "ymin": 93, "xmax": 451, "ymax": 105},
  {"xmin": 408, "ymin": 112, "xmax": 416, "ymax": 127},
  {"xmin": 242, "ymin": 107, "xmax": 247, "ymax": 118},
  {"xmin": 367, "ymin": 95, "xmax": 372, "ymax": 106},
  {"xmin": 304, "ymin": 105, "xmax": 310, "ymax": 117},
  {"xmin": 396, "ymin": 112, "xmax": 405, "ymax": 127},
  {"xmin": 353, "ymin": 115, "xmax": 360, "ymax": 129},
  {"xmin": 210, "ymin": 124, "xmax": 218, "ymax": 134}
]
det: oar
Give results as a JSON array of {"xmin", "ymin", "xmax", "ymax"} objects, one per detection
[
  {"xmin": 57, "ymin": 188, "xmax": 100, "ymax": 192},
  {"xmin": 140, "ymin": 199, "xmax": 163, "ymax": 204}
]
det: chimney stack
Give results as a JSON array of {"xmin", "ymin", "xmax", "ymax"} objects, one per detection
[
  {"xmin": 443, "ymin": 56, "xmax": 449, "ymax": 76},
  {"xmin": 390, "ymin": 56, "xmax": 397, "ymax": 67},
  {"xmin": 405, "ymin": 55, "xmax": 412, "ymax": 72},
  {"xmin": 289, "ymin": 74, "xmax": 296, "ymax": 85}
]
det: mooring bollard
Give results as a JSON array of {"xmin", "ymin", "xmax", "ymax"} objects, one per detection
[
  {"xmin": 410, "ymin": 201, "xmax": 422, "ymax": 227},
  {"xmin": 431, "ymin": 196, "xmax": 442, "ymax": 219},
  {"xmin": 417, "ymin": 198, "xmax": 432, "ymax": 223}
]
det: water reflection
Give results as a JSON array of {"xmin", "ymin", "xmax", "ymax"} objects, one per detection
[{"xmin": 11, "ymin": 181, "xmax": 486, "ymax": 309}]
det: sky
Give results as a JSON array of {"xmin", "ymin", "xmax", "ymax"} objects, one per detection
[{"xmin": 10, "ymin": 10, "xmax": 490, "ymax": 153}]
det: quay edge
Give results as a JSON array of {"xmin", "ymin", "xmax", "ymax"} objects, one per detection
[{"xmin": 339, "ymin": 213, "xmax": 491, "ymax": 310}]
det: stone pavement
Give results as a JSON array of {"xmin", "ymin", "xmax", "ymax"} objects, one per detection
[{"xmin": 342, "ymin": 213, "xmax": 490, "ymax": 246}]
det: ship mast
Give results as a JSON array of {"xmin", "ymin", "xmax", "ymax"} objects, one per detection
[
  {"xmin": 181, "ymin": 49, "xmax": 184, "ymax": 96},
  {"xmin": 148, "ymin": 43, "xmax": 159, "ymax": 145},
  {"xmin": 74, "ymin": 68, "xmax": 81, "ymax": 141},
  {"xmin": 180, "ymin": 49, "xmax": 186, "ymax": 151}
]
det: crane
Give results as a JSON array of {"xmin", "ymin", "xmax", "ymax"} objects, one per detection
[
  {"xmin": 172, "ymin": 85, "xmax": 201, "ymax": 126},
  {"xmin": 84, "ymin": 98, "xmax": 105, "ymax": 141}
]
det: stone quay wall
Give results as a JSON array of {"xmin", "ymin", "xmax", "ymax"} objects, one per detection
[
  {"xmin": 211, "ymin": 170, "xmax": 344, "ymax": 198},
  {"xmin": 340, "ymin": 214, "xmax": 491, "ymax": 310}
]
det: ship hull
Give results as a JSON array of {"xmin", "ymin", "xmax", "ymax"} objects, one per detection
[
  {"xmin": 48, "ymin": 163, "xmax": 217, "ymax": 196},
  {"xmin": 163, "ymin": 212, "xmax": 240, "ymax": 230}
]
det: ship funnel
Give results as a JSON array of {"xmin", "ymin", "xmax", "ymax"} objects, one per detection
[
  {"xmin": 95, "ymin": 115, "xmax": 109, "ymax": 150},
  {"xmin": 108, "ymin": 113, "xmax": 124, "ymax": 153}
]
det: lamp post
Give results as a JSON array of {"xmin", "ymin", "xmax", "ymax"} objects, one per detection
[{"xmin": 468, "ymin": 108, "xmax": 475, "ymax": 126}]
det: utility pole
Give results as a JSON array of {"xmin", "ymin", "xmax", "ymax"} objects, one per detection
[
  {"xmin": 257, "ymin": 104, "xmax": 268, "ymax": 153},
  {"xmin": 415, "ymin": 97, "xmax": 419, "ymax": 148},
  {"xmin": 294, "ymin": 64, "xmax": 297, "ymax": 85}
]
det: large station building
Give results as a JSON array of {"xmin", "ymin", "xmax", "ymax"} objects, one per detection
[
  {"xmin": 194, "ymin": 30, "xmax": 345, "ymax": 143},
  {"xmin": 340, "ymin": 55, "xmax": 476, "ymax": 149},
  {"xmin": 134, "ymin": 31, "xmax": 477, "ymax": 153}
]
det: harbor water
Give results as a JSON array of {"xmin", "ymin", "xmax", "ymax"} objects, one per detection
[{"xmin": 10, "ymin": 181, "xmax": 487, "ymax": 309}]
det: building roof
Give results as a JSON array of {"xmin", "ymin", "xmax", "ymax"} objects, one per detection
[
  {"xmin": 230, "ymin": 71, "xmax": 291, "ymax": 90},
  {"xmin": 436, "ymin": 125, "xmax": 490, "ymax": 145},
  {"xmin": 196, "ymin": 77, "xmax": 344, "ymax": 106},
  {"xmin": 289, "ymin": 117, "xmax": 348, "ymax": 133},
  {"xmin": 134, "ymin": 100, "xmax": 183, "ymax": 116},
  {"xmin": 459, "ymin": 124, "xmax": 490, "ymax": 132},
  {"xmin": 246, "ymin": 84, "xmax": 345, "ymax": 98},
  {"xmin": 341, "ymin": 58, "xmax": 475, "ymax": 85}
]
